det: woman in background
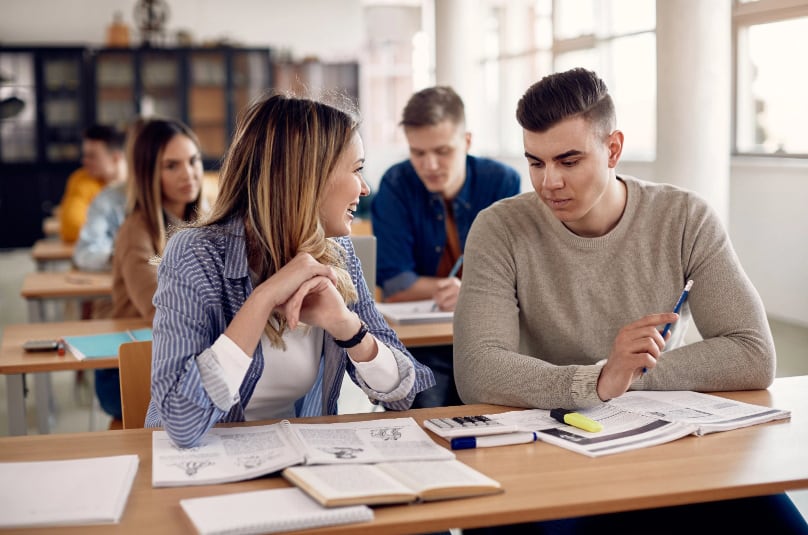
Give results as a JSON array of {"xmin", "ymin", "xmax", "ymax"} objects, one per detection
[
  {"xmin": 145, "ymin": 93, "xmax": 434, "ymax": 447},
  {"xmin": 95, "ymin": 118, "xmax": 205, "ymax": 422}
]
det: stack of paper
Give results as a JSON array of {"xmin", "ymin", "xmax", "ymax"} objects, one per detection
[
  {"xmin": 180, "ymin": 487, "xmax": 373, "ymax": 535},
  {"xmin": 0, "ymin": 454, "xmax": 139, "ymax": 528},
  {"xmin": 374, "ymin": 300, "xmax": 453, "ymax": 324}
]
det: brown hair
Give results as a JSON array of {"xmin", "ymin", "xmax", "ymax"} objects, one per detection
[
  {"xmin": 516, "ymin": 68, "xmax": 616, "ymax": 137},
  {"xmin": 129, "ymin": 118, "xmax": 203, "ymax": 253},
  {"xmin": 400, "ymin": 86, "xmax": 465, "ymax": 128}
]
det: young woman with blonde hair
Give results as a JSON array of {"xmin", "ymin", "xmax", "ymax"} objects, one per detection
[{"xmin": 145, "ymin": 93, "xmax": 434, "ymax": 446}]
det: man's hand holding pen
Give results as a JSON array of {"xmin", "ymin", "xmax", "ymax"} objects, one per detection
[{"xmin": 596, "ymin": 312, "xmax": 678, "ymax": 401}]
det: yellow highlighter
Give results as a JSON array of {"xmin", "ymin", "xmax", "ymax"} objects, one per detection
[{"xmin": 550, "ymin": 408, "xmax": 603, "ymax": 433}]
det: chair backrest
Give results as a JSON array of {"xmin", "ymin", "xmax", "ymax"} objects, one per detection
[
  {"xmin": 350, "ymin": 234, "xmax": 377, "ymax": 295},
  {"xmin": 118, "ymin": 340, "xmax": 153, "ymax": 430}
]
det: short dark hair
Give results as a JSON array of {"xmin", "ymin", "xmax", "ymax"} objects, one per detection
[
  {"xmin": 400, "ymin": 86, "xmax": 465, "ymax": 128},
  {"xmin": 83, "ymin": 124, "xmax": 126, "ymax": 151},
  {"xmin": 516, "ymin": 68, "xmax": 615, "ymax": 136}
]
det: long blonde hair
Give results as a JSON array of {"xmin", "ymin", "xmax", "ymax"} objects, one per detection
[{"xmin": 207, "ymin": 92, "xmax": 359, "ymax": 347}]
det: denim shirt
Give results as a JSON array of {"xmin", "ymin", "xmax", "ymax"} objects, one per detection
[
  {"xmin": 72, "ymin": 182, "xmax": 127, "ymax": 272},
  {"xmin": 144, "ymin": 217, "xmax": 435, "ymax": 447},
  {"xmin": 371, "ymin": 154, "xmax": 521, "ymax": 297}
]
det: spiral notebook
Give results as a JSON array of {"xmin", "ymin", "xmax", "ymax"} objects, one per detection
[{"xmin": 180, "ymin": 487, "xmax": 373, "ymax": 535}]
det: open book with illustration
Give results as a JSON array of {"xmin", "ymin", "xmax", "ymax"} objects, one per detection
[
  {"xmin": 426, "ymin": 391, "xmax": 791, "ymax": 458},
  {"xmin": 152, "ymin": 417, "xmax": 455, "ymax": 487},
  {"xmin": 283, "ymin": 459, "xmax": 502, "ymax": 507},
  {"xmin": 374, "ymin": 300, "xmax": 453, "ymax": 324}
]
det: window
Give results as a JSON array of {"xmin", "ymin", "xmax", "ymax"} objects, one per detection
[
  {"xmin": 734, "ymin": 0, "xmax": 808, "ymax": 156},
  {"xmin": 476, "ymin": 0, "xmax": 656, "ymax": 160}
]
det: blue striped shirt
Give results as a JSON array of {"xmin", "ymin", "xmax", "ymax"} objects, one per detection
[{"xmin": 144, "ymin": 217, "xmax": 435, "ymax": 447}]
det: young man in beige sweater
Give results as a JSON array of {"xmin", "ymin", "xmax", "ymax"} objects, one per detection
[{"xmin": 455, "ymin": 68, "xmax": 806, "ymax": 534}]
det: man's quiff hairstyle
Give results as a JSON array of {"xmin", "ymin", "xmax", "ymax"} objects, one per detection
[
  {"xmin": 516, "ymin": 68, "xmax": 616, "ymax": 137},
  {"xmin": 400, "ymin": 86, "xmax": 465, "ymax": 128}
]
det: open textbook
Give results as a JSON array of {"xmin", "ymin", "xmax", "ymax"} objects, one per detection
[
  {"xmin": 429, "ymin": 391, "xmax": 791, "ymax": 458},
  {"xmin": 283, "ymin": 459, "xmax": 502, "ymax": 507},
  {"xmin": 152, "ymin": 417, "xmax": 455, "ymax": 487},
  {"xmin": 374, "ymin": 299, "xmax": 453, "ymax": 324}
]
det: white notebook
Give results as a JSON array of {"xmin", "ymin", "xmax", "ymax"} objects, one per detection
[
  {"xmin": 0, "ymin": 454, "xmax": 139, "ymax": 528},
  {"xmin": 180, "ymin": 487, "xmax": 374, "ymax": 535}
]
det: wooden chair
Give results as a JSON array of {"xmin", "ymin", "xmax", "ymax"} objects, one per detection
[{"xmin": 118, "ymin": 340, "xmax": 153, "ymax": 429}]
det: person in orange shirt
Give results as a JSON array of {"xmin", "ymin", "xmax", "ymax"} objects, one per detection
[{"xmin": 58, "ymin": 124, "xmax": 127, "ymax": 243}]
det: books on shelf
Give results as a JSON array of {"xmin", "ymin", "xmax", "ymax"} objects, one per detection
[
  {"xmin": 374, "ymin": 299, "xmax": 453, "ymax": 324},
  {"xmin": 427, "ymin": 391, "xmax": 791, "ymax": 458},
  {"xmin": 0, "ymin": 454, "xmax": 139, "ymax": 529},
  {"xmin": 152, "ymin": 416, "xmax": 455, "ymax": 487},
  {"xmin": 180, "ymin": 487, "xmax": 374, "ymax": 535},
  {"xmin": 62, "ymin": 328, "xmax": 152, "ymax": 360},
  {"xmin": 283, "ymin": 459, "xmax": 502, "ymax": 507}
]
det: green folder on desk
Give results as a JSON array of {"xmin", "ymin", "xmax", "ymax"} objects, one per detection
[{"xmin": 62, "ymin": 328, "xmax": 152, "ymax": 360}]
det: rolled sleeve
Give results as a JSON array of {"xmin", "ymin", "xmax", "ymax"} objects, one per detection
[
  {"xmin": 350, "ymin": 341, "xmax": 400, "ymax": 393},
  {"xmin": 196, "ymin": 334, "xmax": 251, "ymax": 411}
]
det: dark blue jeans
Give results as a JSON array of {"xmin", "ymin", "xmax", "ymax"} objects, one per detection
[
  {"xmin": 94, "ymin": 368, "xmax": 122, "ymax": 420},
  {"xmin": 409, "ymin": 345, "xmax": 462, "ymax": 409},
  {"xmin": 464, "ymin": 494, "xmax": 808, "ymax": 534}
]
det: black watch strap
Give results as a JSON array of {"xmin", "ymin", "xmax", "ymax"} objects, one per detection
[{"xmin": 334, "ymin": 321, "xmax": 369, "ymax": 348}]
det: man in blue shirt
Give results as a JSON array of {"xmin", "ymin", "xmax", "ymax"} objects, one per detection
[{"xmin": 371, "ymin": 86, "xmax": 521, "ymax": 408}]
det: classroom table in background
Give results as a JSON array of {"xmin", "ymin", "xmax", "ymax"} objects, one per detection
[
  {"xmin": 392, "ymin": 320, "xmax": 453, "ymax": 347},
  {"xmin": 30, "ymin": 238, "xmax": 75, "ymax": 271},
  {"xmin": 0, "ymin": 317, "xmax": 446, "ymax": 436},
  {"xmin": 41, "ymin": 216, "xmax": 60, "ymax": 237},
  {"xmin": 351, "ymin": 218, "xmax": 372, "ymax": 236},
  {"xmin": 0, "ymin": 318, "xmax": 150, "ymax": 436},
  {"xmin": 19, "ymin": 270, "xmax": 112, "ymax": 322},
  {"xmin": 0, "ymin": 376, "xmax": 805, "ymax": 533}
]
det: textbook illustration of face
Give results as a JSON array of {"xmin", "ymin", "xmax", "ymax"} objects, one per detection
[
  {"xmin": 405, "ymin": 119, "xmax": 471, "ymax": 200},
  {"xmin": 321, "ymin": 132, "xmax": 369, "ymax": 237},
  {"xmin": 160, "ymin": 133, "xmax": 203, "ymax": 219},
  {"xmin": 523, "ymin": 116, "xmax": 624, "ymax": 238}
]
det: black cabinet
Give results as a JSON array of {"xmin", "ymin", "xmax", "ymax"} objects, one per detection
[{"xmin": 0, "ymin": 45, "xmax": 359, "ymax": 249}]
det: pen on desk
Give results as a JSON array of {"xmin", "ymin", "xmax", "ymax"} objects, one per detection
[
  {"xmin": 431, "ymin": 255, "xmax": 465, "ymax": 311},
  {"xmin": 451, "ymin": 431, "xmax": 538, "ymax": 450},
  {"xmin": 550, "ymin": 409, "xmax": 603, "ymax": 433},
  {"xmin": 643, "ymin": 279, "xmax": 694, "ymax": 373}
]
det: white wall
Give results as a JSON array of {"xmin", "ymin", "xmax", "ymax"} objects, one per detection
[
  {"xmin": 0, "ymin": 0, "xmax": 364, "ymax": 60},
  {"xmin": 3, "ymin": 0, "xmax": 807, "ymax": 326}
]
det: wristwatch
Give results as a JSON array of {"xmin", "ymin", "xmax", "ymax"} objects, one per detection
[{"xmin": 334, "ymin": 320, "xmax": 369, "ymax": 348}]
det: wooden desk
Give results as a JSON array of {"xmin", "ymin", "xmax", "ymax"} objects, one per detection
[
  {"xmin": 0, "ymin": 318, "xmax": 149, "ymax": 436},
  {"xmin": 0, "ymin": 317, "xmax": 439, "ymax": 436},
  {"xmin": 41, "ymin": 216, "xmax": 60, "ymax": 238},
  {"xmin": 392, "ymin": 320, "xmax": 453, "ymax": 347},
  {"xmin": 30, "ymin": 238, "xmax": 75, "ymax": 271},
  {"xmin": 20, "ymin": 270, "xmax": 113, "ymax": 322},
  {"xmin": 0, "ymin": 376, "xmax": 805, "ymax": 534}
]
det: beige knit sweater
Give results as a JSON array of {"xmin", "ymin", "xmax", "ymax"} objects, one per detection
[{"xmin": 454, "ymin": 176, "xmax": 775, "ymax": 410}]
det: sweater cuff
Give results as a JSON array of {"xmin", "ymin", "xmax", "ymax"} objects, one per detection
[{"xmin": 570, "ymin": 365, "xmax": 605, "ymax": 408}]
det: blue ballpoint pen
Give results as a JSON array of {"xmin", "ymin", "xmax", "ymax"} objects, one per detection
[
  {"xmin": 644, "ymin": 279, "xmax": 694, "ymax": 373},
  {"xmin": 431, "ymin": 255, "xmax": 464, "ymax": 311}
]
